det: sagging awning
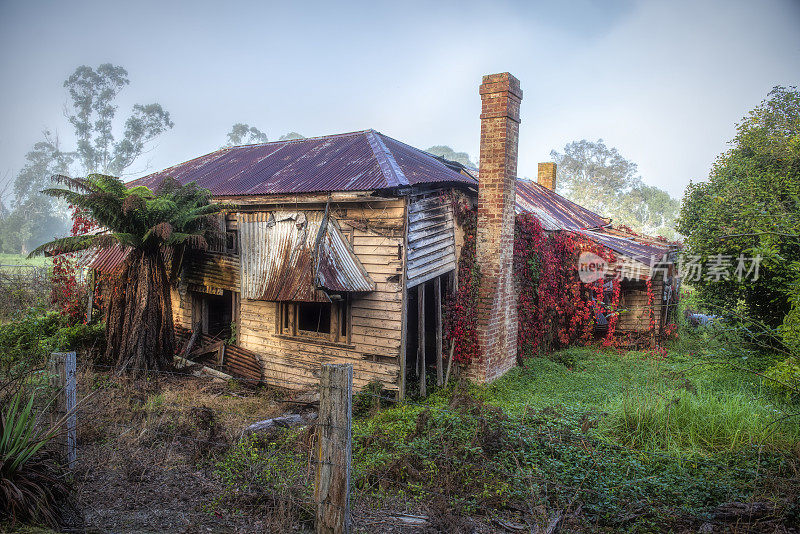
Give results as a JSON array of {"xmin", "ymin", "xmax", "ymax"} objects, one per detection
[{"xmin": 238, "ymin": 211, "xmax": 375, "ymax": 302}]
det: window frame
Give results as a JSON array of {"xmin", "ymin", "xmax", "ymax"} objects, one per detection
[{"xmin": 277, "ymin": 298, "xmax": 350, "ymax": 345}]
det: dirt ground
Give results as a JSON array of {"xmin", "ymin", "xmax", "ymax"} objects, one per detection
[{"xmin": 69, "ymin": 370, "xmax": 298, "ymax": 533}]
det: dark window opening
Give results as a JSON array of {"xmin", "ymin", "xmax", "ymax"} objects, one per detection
[
  {"xmin": 298, "ymin": 302, "xmax": 331, "ymax": 334},
  {"xmin": 278, "ymin": 300, "xmax": 349, "ymax": 343},
  {"xmin": 226, "ymin": 230, "xmax": 238, "ymax": 254},
  {"xmin": 192, "ymin": 289, "xmax": 237, "ymax": 341}
]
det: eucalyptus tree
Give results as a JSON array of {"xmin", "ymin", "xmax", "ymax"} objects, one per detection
[
  {"xmin": 2, "ymin": 64, "xmax": 174, "ymax": 253},
  {"xmin": 64, "ymin": 64, "xmax": 173, "ymax": 176},
  {"xmin": 551, "ymin": 139, "xmax": 679, "ymax": 238}
]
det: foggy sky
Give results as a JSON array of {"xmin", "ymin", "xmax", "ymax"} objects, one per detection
[{"xmin": 0, "ymin": 0, "xmax": 798, "ymax": 199}]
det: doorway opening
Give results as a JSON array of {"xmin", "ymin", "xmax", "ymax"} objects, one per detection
[{"xmin": 405, "ymin": 273, "xmax": 451, "ymax": 397}]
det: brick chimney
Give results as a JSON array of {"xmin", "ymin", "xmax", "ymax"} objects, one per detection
[
  {"xmin": 473, "ymin": 72, "xmax": 521, "ymax": 383},
  {"xmin": 537, "ymin": 162, "xmax": 556, "ymax": 191}
]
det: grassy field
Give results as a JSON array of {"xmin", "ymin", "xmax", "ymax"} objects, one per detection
[
  {"xmin": 480, "ymin": 346, "xmax": 797, "ymax": 453},
  {"xmin": 337, "ymin": 342, "xmax": 800, "ymax": 531},
  {"xmin": 0, "ymin": 253, "xmax": 52, "ymax": 268}
]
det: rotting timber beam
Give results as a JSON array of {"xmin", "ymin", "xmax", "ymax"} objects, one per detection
[{"xmin": 417, "ymin": 284, "xmax": 426, "ymax": 397}]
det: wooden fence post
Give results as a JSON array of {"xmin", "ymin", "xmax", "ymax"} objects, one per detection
[
  {"xmin": 49, "ymin": 351, "xmax": 77, "ymax": 469},
  {"xmin": 315, "ymin": 364, "xmax": 352, "ymax": 534}
]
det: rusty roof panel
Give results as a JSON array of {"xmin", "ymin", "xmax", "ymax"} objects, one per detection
[
  {"xmin": 238, "ymin": 211, "xmax": 374, "ymax": 303},
  {"xmin": 378, "ymin": 135, "xmax": 478, "ymax": 187},
  {"xmin": 86, "ymin": 245, "xmax": 178, "ymax": 275},
  {"xmin": 129, "ymin": 130, "xmax": 475, "ymax": 196},
  {"xmin": 87, "ymin": 245, "xmax": 130, "ymax": 274},
  {"xmin": 515, "ymin": 179, "xmax": 609, "ymax": 231},
  {"xmin": 575, "ymin": 228, "xmax": 672, "ymax": 265}
]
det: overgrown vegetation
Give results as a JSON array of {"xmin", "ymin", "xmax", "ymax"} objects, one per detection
[
  {"xmin": 0, "ymin": 391, "xmax": 78, "ymax": 530},
  {"xmin": 679, "ymin": 85, "xmax": 800, "ymax": 393},
  {"xmin": 0, "ymin": 310, "xmax": 104, "ymax": 375}
]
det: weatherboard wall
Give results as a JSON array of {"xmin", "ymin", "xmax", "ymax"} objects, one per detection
[{"xmin": 171, "ymin": 198, "xmax": 406, "ymax": 392}]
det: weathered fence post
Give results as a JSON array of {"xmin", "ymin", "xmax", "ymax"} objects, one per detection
[
  {"xmin": 49, "ymin": 351, "xmax": 77, "ymax": 469},
  {"xmin": 315, "ymin": 364, "xmax": 352, "ymax": 534}
]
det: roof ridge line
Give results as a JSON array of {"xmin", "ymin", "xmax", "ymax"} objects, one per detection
[
  {"xmin": 228, "ymin": 129, "xmax": 371, "ymax": 149},
  {"xmin": 365, "ymin": 130, "xmax": 409, "ymax": 188}
]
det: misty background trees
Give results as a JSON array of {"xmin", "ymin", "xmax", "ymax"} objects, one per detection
[
  {"xmin": 0, "ymin": 62, "xmax": 678, "ymax": 255},
  {"xmin": 550, "ymin": 139, "xmax": 680, "ymax": 238},
  {"xmin": 426, "ymin": 141, "xmax": 680, "ymax": 239},
  {"xmin": 224, "ymin": 124, "xmax": 305, "ymax": 147},
  {"xmin": 425, "ymin": 145, "xmax": 477, "ymax": 169},
  {"xmin": 0, "ymin": 64, "xmax": 174, "ymax": 254},
  {"xmin": 0, "ymin": 65, "xmax": 309, "ymax": 255}
]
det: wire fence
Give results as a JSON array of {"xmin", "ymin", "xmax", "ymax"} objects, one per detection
[{"xmin": 12, "ymin": 355, "xmax": 797, "ymax": 533}]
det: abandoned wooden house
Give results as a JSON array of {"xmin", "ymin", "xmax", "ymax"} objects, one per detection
[{"xmin": 85, "ymin": 72, "xmax": 677, "ymax": 397}]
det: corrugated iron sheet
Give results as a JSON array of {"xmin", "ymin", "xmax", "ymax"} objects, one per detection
[
  {"xmin": 575, "ymin": 228, "xmax": 672, "ymax": 265},
  {"xmin": 87, "ymin": 245, "xmax": 130, "ymax": 274},
  {"xmin": 128, "ymin": 130, "xmax": 475, "ymax": 196},
  {"xmin": 406, "ymin": 193, "xmax": 456, "ymax": 288},
  {"xmin": 85, "ymin": 245, "xmax": 178, "ymax": 275},
  {"xmin": 184, "ymin": 250, "xmax": 240, "ymax": 292},
  {"xmin": 512, "ymin": 179, "xmax": 674, "ymax": 266},
  {"xmin": 238, "ymin": 211, "xmax": 374, "ymax": 302},
  {"xmin": 515, "ymin": 179, "xmax": 609, "ymax": 230}
]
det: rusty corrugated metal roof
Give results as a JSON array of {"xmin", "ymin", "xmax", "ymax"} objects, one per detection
[
  {"xmin": 128, "ymin": 130, "xmax": 476, "ymax": 196},
  {"xmin": 85, "ymin": 244, "xmax": 178, "ymax": 275},
  {"xmin": 512, "ymin": 179, "xmax": 673, "ymax": 265},
  {"xmin": 87, "ymin": 245, "xmax": 130, "ymax": 274},
  {"xmin": 575, "ymin": 227, "xmax": 673, "ymax": 265},
  {"xmin": 515, "ymin": 179, "xmax": 609, "ymax": 231},
  {"xmin": 238, "ymin": 211, "xmax": 374, "ymax": 302}
]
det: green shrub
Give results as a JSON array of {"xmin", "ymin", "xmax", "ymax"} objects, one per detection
[
  {"xmin": 51, "ymin": 322, "xmax": 106, "ymax": 360},
  {"xmin": 0, "ymin": 311, "xmax": 106, "ymax": 373},
  {"xmin": 212, "ymin": 430, "xmax": 312, "ymax": 528},
  {"xmin": 765, "ymin": 357, "xmax": 800, "ymax": 399},
  {"xmin": 0, "ymin": 311, "xmax": 64, "ymax": 373}
]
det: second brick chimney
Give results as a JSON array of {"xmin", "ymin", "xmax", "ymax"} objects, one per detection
[
  {"xmin": 472, "ymin": 72, "xmax": 521, "ymax": 383},
  {"xmin": 537, "ymin": 162, "xmax": 556, "ymax": 191}
]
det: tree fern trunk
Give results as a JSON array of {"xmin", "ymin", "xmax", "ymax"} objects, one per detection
[{"xmin": 106, "ymin": 250, "xmax": 175, "ymax": 375}]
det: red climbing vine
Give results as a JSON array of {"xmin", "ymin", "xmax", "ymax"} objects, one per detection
[
  {"xmin": 50, "ymin": 207, "xmax": 97, "ymax": 320},
  {"xmin": 445, "ymin": 203, "xmax": 623, "ymax": 365},
  {"xmin": 443, "ymin": 195, "xmax": 480, "ymax": 364},
  {"xmin": 514, "ymin": 213, "xmax": 616, "ymax": 357}
]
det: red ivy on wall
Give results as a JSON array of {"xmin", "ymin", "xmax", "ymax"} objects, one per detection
[
  {"xmin": 445, "ymin": 204, "xmax": 625, "ymax": 365},
  {"xmin": 443, "ymin": 198, "xmax": 480, "ymax": 364},
  {"xmin": 514, "ymin": 213, "xmax": 616, "ymax": 356},
  {"xmin": 602, "ymin": 278, "xmax": 621, "ymax": 347}
]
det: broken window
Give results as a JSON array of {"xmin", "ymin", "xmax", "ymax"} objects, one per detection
[{"xmin": 278, "ymin": 298, "xmax": 349, "ymax": 343}]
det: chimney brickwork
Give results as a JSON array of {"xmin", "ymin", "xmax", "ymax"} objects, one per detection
[
  {"xmin": 537, "ymin": 162, "xmax": 557, "ymax": 191},
  {"xmin": 467, "ymin": 72, "xmax": 521, "ymax": 383}
]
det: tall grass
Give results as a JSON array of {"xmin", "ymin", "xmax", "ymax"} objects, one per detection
[{"xmin": 602, "ymin": 386, "xmax": 798, "ymax": 453}]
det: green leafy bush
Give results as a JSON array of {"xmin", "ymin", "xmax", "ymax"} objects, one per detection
[
  {"xmin": 212, "ymin": 431, "xmax": 312, "ymax": 529},
  {"xmin": 765, "ymin": 357, "xmax": 800, "ymax": 399},
  {"xmin": 0, "ymin": 311, "xmax": 106, "ymax": 373}
]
